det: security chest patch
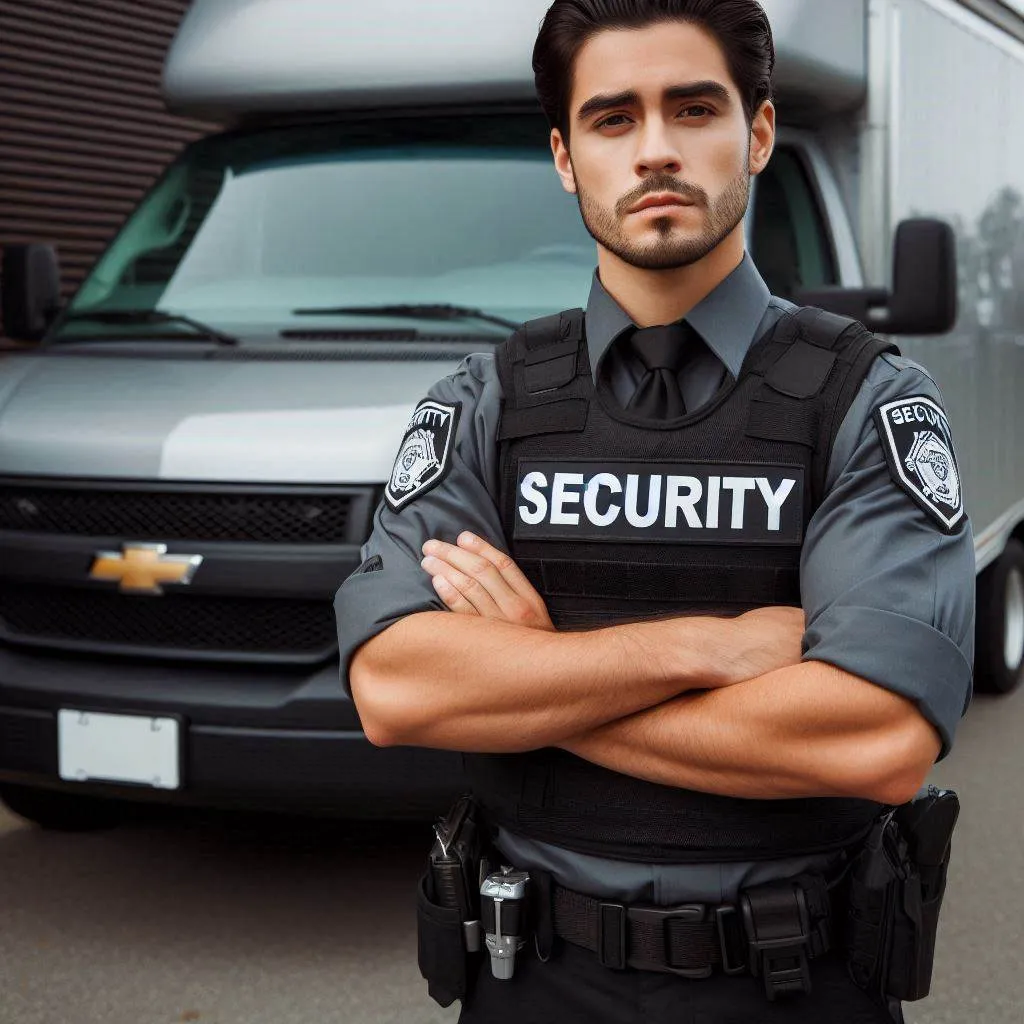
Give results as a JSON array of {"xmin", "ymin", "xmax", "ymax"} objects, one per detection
[
  {"xmin": 874, "ymin": 396, "xmax": 964, "ymax": 533},
  {"xmin": 385, "ymin": 399, "xmax": 461, "ymax": 512},
  {"xmin": 514, "ymin": 461, "xmax": 805, "ymax": 545}
]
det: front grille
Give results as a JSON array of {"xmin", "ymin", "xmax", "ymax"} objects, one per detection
[
  {"xmin": 0, "ymin": 584, "xmax": 337, "ymax": 663},
  {"xmin": 0, "ymin": 485, "xmax": 365, "ymax": 544}
]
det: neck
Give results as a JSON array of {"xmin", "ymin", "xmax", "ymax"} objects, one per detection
[{"xmin": 597, "ymin": 225, "xmax": 745, "ymax": 327}]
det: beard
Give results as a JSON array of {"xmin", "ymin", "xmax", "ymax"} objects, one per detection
[{"xmin": 577, "ymin": 167, "xmax": 751, "ymax": 271}]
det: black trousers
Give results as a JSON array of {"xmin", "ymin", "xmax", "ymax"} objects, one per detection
[{"xmin": 457, "ymin": 939, "xmax": 904, "ymax": 1024}]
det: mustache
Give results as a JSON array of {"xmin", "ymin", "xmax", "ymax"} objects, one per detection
[{"xmin": 616, "ymin": 176, "xmax": 709, "ymax": 217}]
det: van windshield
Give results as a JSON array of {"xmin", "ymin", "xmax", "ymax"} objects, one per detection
[{"xmin": 52, "ymin": 114, "xmax": 598, "ymax": 342}]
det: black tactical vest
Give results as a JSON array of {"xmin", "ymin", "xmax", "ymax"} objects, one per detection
[{"xmin": 464, "ymin": 306, "xmax": 900, "ymax": 864}]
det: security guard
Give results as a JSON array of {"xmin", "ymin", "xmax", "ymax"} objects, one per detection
[{"xmin": 335, "ymin": 2, "xmax": 975, "ymax": 1022}]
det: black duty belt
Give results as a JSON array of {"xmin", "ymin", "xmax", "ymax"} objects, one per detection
[{"xmin": 550, "ymin": 871, "xmax": 840, "ymax": 1001}]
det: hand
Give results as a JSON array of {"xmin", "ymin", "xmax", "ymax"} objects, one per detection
[
  {"xmin": 723, "ymin": 606, "xmax": 806, "ymax": 684},
  {"xmin": 420, "ymin": 532, "xmax": 556, "ymax": 631}
]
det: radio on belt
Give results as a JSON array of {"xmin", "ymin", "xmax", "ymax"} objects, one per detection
[{"xmin": 480, "ymin": 867, "xmax": 531, "ymax": 979}]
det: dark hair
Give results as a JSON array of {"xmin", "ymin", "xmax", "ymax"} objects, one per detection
[{"xmin": 533, "ymin": 0, "xmax": 775, "ymax": 137}]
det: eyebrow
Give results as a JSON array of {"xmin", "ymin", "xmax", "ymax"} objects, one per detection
[{"xmin": 576, "ymin": 81, "xmax": 732, "ymax": 123}]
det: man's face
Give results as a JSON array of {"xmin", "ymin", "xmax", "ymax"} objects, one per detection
[{"xmin": 552, "ymin": 21, "xmax": 774, "ymax": 271}]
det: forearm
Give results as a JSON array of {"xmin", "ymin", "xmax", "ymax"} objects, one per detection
[
  {"xmin": 561, "ymin": 661, "xmax": 935, "ymax": 804},
  {"xmin": 350, "ymin": 610, "xmax": 733, "ymax": 752}
]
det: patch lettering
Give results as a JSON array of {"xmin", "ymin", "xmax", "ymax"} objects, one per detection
[
  {"xmin": 384, "ymin": 399, "xmax": 461, "ymax": 512},
  {"xmin": 513, "ymin": 461, "xmax": 804, "ymax": 545},
  {"xmin": 874, "ymin": 395, "xmax": 964, "ymax": 532}
]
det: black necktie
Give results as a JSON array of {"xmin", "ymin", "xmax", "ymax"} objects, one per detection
[{"xmin": 625, "ymin": 322, "xmax": 691, "ymax": 419}]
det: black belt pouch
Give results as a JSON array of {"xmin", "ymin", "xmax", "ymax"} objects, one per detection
[
  {"xmin": 416, "ymin": 870, "xmax": 474, "ymax": 1007},
  {"xmin": 845, "ymin": 787, "xmax": 958, "ymax": 1003}
]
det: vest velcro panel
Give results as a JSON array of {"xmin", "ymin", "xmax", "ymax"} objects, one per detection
[{"xmin": 521, "ymin": 557, "xmax": 799, "ymax": 606}]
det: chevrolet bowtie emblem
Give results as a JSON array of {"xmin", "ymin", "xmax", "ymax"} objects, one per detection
[{"xmin": 89, "ymin": 543, "xmax": 204, "ymax": 595}]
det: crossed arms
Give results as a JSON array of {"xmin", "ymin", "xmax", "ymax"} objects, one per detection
[{"xmin": 350, "ymin": 532, "xmax": 941, "ymax": 806}]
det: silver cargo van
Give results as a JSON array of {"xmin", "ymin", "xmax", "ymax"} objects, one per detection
[{"xmin": 1, "ymin": 0, "xmax": 1023, "ymax": 828}]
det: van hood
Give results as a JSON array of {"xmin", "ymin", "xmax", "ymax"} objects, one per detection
[{"xmin": 0, "ymin": 349, "xmax": 476, "ymax": 483}]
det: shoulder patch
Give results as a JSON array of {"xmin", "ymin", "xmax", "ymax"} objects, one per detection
[
  {"xmin": 874, "ymin": 395, "xmax": 964, "ymax": 533},
  {"xmin": 384, "ymin": 399, "xmax": 461, "ymax": 512}
]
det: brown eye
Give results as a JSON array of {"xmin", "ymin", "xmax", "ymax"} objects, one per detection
[{"xmin": 596, "ymin": 114, "xmax": 632, "ymax": 129}]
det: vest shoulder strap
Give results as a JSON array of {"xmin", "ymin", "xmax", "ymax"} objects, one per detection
[
  {"xmin": 746, "ymin": 306, "xmax": 899, "ymax": 503},
  {"xmin": 761, "ymin": 308, "xmax": 863, "ymax": 398},
  {"xmin": 793, "ymin": 306, "xmax": 862, "ymax": 346},
  {"xmin": 500, "ymin": 308, "xmax": 584, "ymax": 370},
  {"xmin": 497, "ymin": 308, "xmax": 589, "ymax": 441}
]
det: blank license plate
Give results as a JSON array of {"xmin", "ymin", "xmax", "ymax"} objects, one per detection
[{"xmin": 58, "ymin": 710, "xmax": 180, "ymax": 790}]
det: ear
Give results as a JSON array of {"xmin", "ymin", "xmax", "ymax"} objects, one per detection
[
  {"xmin": 748, "ymin": 100, "xmax": 776, "ymax": 177},
  {"xmin": 551, "ymin": 128, "xmax": 578, "ymax": 195}
]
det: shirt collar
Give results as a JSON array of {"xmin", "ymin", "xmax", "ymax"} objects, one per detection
[{"xmin": 584, "ymin": 253, "xmax": 772, "ymax": 380}]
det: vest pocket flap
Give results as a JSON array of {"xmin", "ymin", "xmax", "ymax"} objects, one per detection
[
  {"xmin": 523, "ymin": 338, "xmax": 580, "ymax": 366},
  {"xmin": 764, "ymin": 340, "xmax": 837, "ymax": 398},
  {"xmin": 497, "ymin": 399, "xmax": 589, "ymax": 441},
  {"xmin": 524, "ymin": 352, "xmax": 579, "ymax": 392},
  {"xmin": 746, "ymin": 396, "xmax": 819, "ymax": 447},
  {"xmin": 522, "ymin": 311, "xmax": 563, "ymax": 349}
]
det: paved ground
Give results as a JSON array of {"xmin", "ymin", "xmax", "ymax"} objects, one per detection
[
  {"xmin": 0, "ymin": 810, "xmax": 459, "ymax": 1024},
  {"xmin": 0, "ymin": 684, "xmax": 1020, "ymax": 1024}
]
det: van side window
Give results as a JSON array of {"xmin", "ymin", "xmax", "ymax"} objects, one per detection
[{"xmin": 752, "ymin": 147, "xmax": 838, "ymax": 299}]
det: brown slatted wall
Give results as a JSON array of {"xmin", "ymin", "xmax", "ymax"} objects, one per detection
[{"xmin": 0, "ymin": 0, "xmax": 215, "ymax": 335}]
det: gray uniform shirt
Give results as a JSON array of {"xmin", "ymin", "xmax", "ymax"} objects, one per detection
[{"xmin": 334, "ymin": 255, "xmax": 975, "ymax": 903}]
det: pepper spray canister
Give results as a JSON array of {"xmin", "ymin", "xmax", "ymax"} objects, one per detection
[{"xmin": 480, "ymin": 867, "xmax": 530, "ymax": 980}]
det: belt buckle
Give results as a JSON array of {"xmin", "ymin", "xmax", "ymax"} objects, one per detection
[
  {"xmin": 750, "ymin": 935, "xmax": 812, "ymax": 1002},
  {"xmin": 740, "ymin": 882, "xmax": 814, "ymax": 1001},
  {"xmin": 626, "ymin": 903, "xmax": 714, "ymax": 979}
]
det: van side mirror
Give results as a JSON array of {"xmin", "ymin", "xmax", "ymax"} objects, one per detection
[
  {"xmin": 1, "ymin": 243, "xmax": 62, "ymax": 341},
  {"xmin": 796, "ymin": 219, "xmax": 957, "ymax": 335}
]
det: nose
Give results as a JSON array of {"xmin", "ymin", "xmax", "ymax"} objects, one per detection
[{"xmin": 634, "ymin": 118, "xmax": 683, "ymax": 177}]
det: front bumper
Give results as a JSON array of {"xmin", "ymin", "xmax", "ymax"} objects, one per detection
[{"xmin": 0, "ymin": 643, "xmax": 464, "ymax": 818}]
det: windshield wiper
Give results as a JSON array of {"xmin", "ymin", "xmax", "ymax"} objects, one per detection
[
  {"xmin": 292, "ymin": 303, "xmax": 521, "ymax": 334},
  {"xmin": 55, "ymin": 309, "xmax": 239, "ymax": 346}
]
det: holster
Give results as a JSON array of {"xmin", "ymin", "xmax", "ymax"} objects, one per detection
[
  {"xmin": 416, "ymin": 867, "xmax": 480, "ymax": 1007},
  {"xmin": 416, "ymin": 795, "xmax": 488, "ymax": 1007},
  {"xmin": 844, "ymin": 785, "xmax": 959, "ymax": 1003}
]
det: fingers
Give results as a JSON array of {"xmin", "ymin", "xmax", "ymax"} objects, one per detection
[
  {"xmin": 453, "ymin": 532, "xmax": 542, "ymax": 602},
  {"xmin": 430, "ymin": 573, "xmax": 481, "ymax": 616},
  {"xmin": 420, "ymin": 533, "xmax": 551, "ymax": 628},
  {"xmin": 422, "ymin": 541, "xmax": 504, "ymax": 618},
  {"xmin": 454, "ymin": 533, "xmax": 554, "ymax": 629}
]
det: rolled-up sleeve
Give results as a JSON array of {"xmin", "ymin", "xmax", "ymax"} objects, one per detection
[
  {"xmin": 334, "ymin": 352, "xmax": 505, "ymax": 695},
  {"xmin": 801, "ymin": 353, "xmax": 975, "ymax": 760}
]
